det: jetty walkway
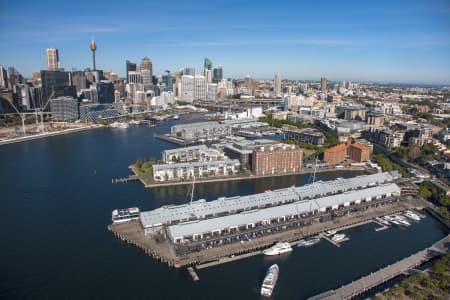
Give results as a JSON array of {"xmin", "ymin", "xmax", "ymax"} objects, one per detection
[{"xmin": 308, "ymin": 235, "xmax": 450, "ymax": 300}]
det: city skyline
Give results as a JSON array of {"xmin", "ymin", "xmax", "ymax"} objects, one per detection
[{"xmin": 1, "ymin": 0, "xmax": 450, "ymax": 84}]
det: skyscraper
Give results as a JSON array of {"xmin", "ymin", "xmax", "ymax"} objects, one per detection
[
  {"xmin": 140, "ymin": 57, "xmax": 153, "ymax": 79},
  {"xmin": 46, "ymin": 48, "xmax": 59, "ymax": 71},
  {"xmin": 180, "ymin": 75, "xmax": 194, "ymax": 102},
  {"xmin": 204, "ymin": 58, "xmax": 212, "ymax": 72},
  {"xmin": 321, "ymin": 77, "xmax": 328, "ymax": 93},
  {"xmin": 126, "ymin": 60, "xmax": 137, "ymax": 80},
  {"xmin": 274, "ymin": 73, "xmax": 281, "ymax": 96},
  {"xmin": 40, "ymin": 70, "xmax": 76, "ymax": 103},
  {"xmin": 0, "ymin": 65, "xmax": 8, "ymax": 88},
  {"xmin": 162, "ymin": 70, "xmax": 173, "ymax": 92},
  {"xmin": 194, "ymin": 75, "xmax": 207, "ymax": 100},
  {"xmin": 212, "ymin": 65, "xmax": 223, "ymax": 83}
]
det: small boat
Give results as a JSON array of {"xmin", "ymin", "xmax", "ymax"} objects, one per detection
[
  {"xmin": 109, "ymin": 121, "xmax": 129, "ymax": 129},
  {"xmin": 404, "ymin": 210, "xmax": 421, "ymax": 221},
  {"xmin": 331, "ymin": 234, "xmax": 346, "ymax": 242},
  {"xmin": 261, "ymin": 264, "xmax": 279, "ymax": 297},
  {"xmin": 376, "ymin": 216, "xmax": 390, "ymax": 226},
  {"xmin": 263, "ymin": 242, "xmax": 292, "ymax": 256},
  {"xmin": 173, "ymin": 115, "xmax": 180, "ymax": 120},
  {"xmin": 112, "ymin": 207, "xmax": 140, "ymax": 223},
  {"xmin": 324, "ymin": 230, "xmax": 337, "ymax": 236},
  {"xmin": 297, "ymin": 237, "xmax": 321, "ymax": 247}
]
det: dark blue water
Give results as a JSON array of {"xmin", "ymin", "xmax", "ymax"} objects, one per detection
[{"xmin": 1, "ymin": 113, "xmax": 447, "ymax": 299}]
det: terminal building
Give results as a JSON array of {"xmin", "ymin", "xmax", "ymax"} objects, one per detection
[
  {"xmin": 140, "ymin": 172, "xmax": 397, "ymax": 244},
  {"xmin": 152, "ymin": 159, "xmax": 240, "ymax": 182}
]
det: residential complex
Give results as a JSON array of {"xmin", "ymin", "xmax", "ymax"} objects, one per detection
[{"xmin": 252, "ymin": 144, "xmax": 303, "ymax": 175}]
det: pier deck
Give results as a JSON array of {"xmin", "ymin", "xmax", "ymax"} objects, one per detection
[
  {"xmin": 108, "ymin": 197, "xmax": 430, "ymax": 270},
  {"xmin": 308, "ymin": 234, "xmax": 450, "ymax": 300}
]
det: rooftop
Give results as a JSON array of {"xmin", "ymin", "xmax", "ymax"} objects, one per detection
[
  {"xmin": 140, "ymin": 172, "xmax": 394, "ymax": 229},
  {"xmin": 325, "ymin": 144, "xmax": 347, "ymax": 153},
  {"xmin": 167, "ymin": 183, "xmax": 400, "ymax": 239}
]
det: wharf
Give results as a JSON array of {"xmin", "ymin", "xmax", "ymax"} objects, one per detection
[
  {"xmin": 108, "ymin": 198, "xmax": 429, "ymax": 270},
  {"xmin": 116, "ymin": 166, "xmax": 370, "ymax": 188},
  {"xmin": 308, "ymin": 234, "xmax": 450, "ymax": 300}
]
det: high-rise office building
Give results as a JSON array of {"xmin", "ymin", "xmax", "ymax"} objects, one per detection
[
  {"xmin": 140, "ymin": 57, "xmax": 153, "ymax": 79},
  {"xmin": 46, "ymin": 48, "xmax": 59, "ymax": 71},
  {"xmin": 126, "ymin": 60, "xmax": 137, "ymax": 80},
  {"xmin": 96, "ymin": 81, "xmax": 115, "ymax": 104},
  {"xmin": 194, "ymin": 75, "xmax": 207, "ymax": 100},
  {"xmin": 0, "ymin": 65, "xmax": 8, "ymax": 88},
  {"xmin": 321, "ymin": 77, "xmax": 328, "ymax": 93},
  {"xmin": 8, "ymin": 67, "xmax": 24, "ymax": 87},
  {"xmin": 204, "ymin": 58, "xmax": 212, "ymax": 73},
  {"xmin": 181, "ymin": 67, "xmax": 195, "ymax": 76},
  {"xmin": 180, "ymin": 75, "xmax": 194, "ymax": 102},
  {"xmin": 274, "ymin": 73, "xmax": 281, "ymax": 96},
  {"xmin": 212, "ymin": 65, "xmax": 223, "ymax": 83},
  {"xmin": 40, "ymin": 70, "xmax": 76, "ymax": 103},
  {"xmin": 207, "ymin": 83, "xmax": 217, "ymax": 101},
  {"xmin": 141, "ymin": 69, "xmax": 152, "ymax": 86},
  {"xmin": 70, "ymin": 71, "xmax": 87, "ymax": 93},
  {"xmin": 128, "ymin": 71, "xmax": 142, "ymax": 84},
  {"xmin": 162, "ymin": 70, "xmax": 173, "ymax": 92}
]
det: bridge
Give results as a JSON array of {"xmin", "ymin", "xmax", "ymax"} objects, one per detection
[{"xmin": 308, "ymin": 234, "xmax": 450, "ymax": 300}]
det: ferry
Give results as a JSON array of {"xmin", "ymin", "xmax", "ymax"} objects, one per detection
[
  {"xmin": 297, "ymin": 237, "xmax": 321, "ymax": 247},
  {"xmin": 331, "ymin": 233, "xmax": 346, "ymax": 242},
  {"xmin": 112, "ymin": 207, "xmax": 140, "ymax": 223},
  {"xmin": 260, "ymin": 264, "xmax": 279, "ymax": 297},
  {"xmin": 404, "ymin": 210, "xmax": 421, "ymax": 221},
  {"xmin": 263, "ymin": 242, "xmax": 292, "ymax": 256}
]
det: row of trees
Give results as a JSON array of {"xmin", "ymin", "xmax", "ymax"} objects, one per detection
[
  {"xmin": 419, "ymin": 181, "xmax": 450, "ymax": 219},
  {"xmin": 371, "ymin": 154, "xmax": 409, "ymax": 177}
]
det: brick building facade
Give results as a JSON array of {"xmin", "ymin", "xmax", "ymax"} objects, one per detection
[{"xmin": 252, "ymin": 144, "xmax": 303, "ymax": 175}]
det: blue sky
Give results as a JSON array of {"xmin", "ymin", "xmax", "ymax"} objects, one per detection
[{"xmin": 1, "ymin": 0, "xmax": 450, "ymax": 84}]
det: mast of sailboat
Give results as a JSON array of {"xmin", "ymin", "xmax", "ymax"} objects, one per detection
[
  {"xmin": 190, "ymin": 175, "xmax": 195, "ymax": 205},
  {"xmin": 311, "ymin": 156, "xmax": 318, "ymax": 185}
]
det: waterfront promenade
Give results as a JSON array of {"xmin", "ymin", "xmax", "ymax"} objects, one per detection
[
  {"xmin": 0, "ymin": 125, "xmax": 102, "ymax": 146},
  {"xmin": 113, "ymin": 165, "xmax": 372, "ymax": 188},
  {"xmin": 308, "ymin": 234, "xmax": 450, "ymax": 300}
]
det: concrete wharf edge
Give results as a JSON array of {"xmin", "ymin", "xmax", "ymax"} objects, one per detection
[
  {"xmin": 114, "ymin": 166, "xmax": 371, "ymax": 188},
  {"xmin": 108, "ymin": 198, "xmax": 429, "ymax": 271}
]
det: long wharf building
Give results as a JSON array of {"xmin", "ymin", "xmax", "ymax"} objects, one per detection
[{"xmin": 140, "ymin": 172, "xmax": 395, "ymax": 237}]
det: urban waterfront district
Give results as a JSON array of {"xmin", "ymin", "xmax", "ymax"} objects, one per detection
[{"xmin": 1, "ymin": 114, "xmax": 448, "ymax": 300}]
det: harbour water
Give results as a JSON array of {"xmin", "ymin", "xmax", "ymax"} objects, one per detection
[{"xmin": 1, "ymin": 114, "xmax": 448, "ymax": 299}]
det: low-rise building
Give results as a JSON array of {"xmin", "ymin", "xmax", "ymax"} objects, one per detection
[
  {"xmin": 223, "ymin": 139, "xmax": 277, "ymax": 167},
  {"xmin": 252, "ymin": 144, "xmax": 303, "ymax": 175},
  {"xmin": 283, "ymin": 128, "xmax": 325, "ymax": 145},
  {"xmin": 162, "ymin": 145, "xmax": 225, "ymax": 163},
  {"xmin": 49, "ymin": 96, "xmax": 79, "ymax": 121},
  {"xmin": 324, "ymin": 143, "xmax": 347, "ymax": 164},
  {"xmin": 348, "ymin": 143, "xmax": 371, "ymax": 162},
  {"xmin": 153, "ymin": 159, "xmax": 240, "ymax": 182}
]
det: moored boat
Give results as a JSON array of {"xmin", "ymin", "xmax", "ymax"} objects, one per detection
[
  {"xmin": 404, "ymin": 210, "xmax": 421, "ymax": 221},
  {"xmin": 331, "ymin": 233, "xmax": 346, "ymax": 242},
  {"xmin": 112, "ymin": 207, "xmax": 140, "ymax": 223},
  {"xmin": 297, "ymin": 237, "xmax": 321, "ymax": 247},
  {"xmin": 263, "ymin": 242, "xmax": 292, "ymax": 256},
  {"xmin": 261, "ymin": 264, "xmax": 279, "ymax": 297}
]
